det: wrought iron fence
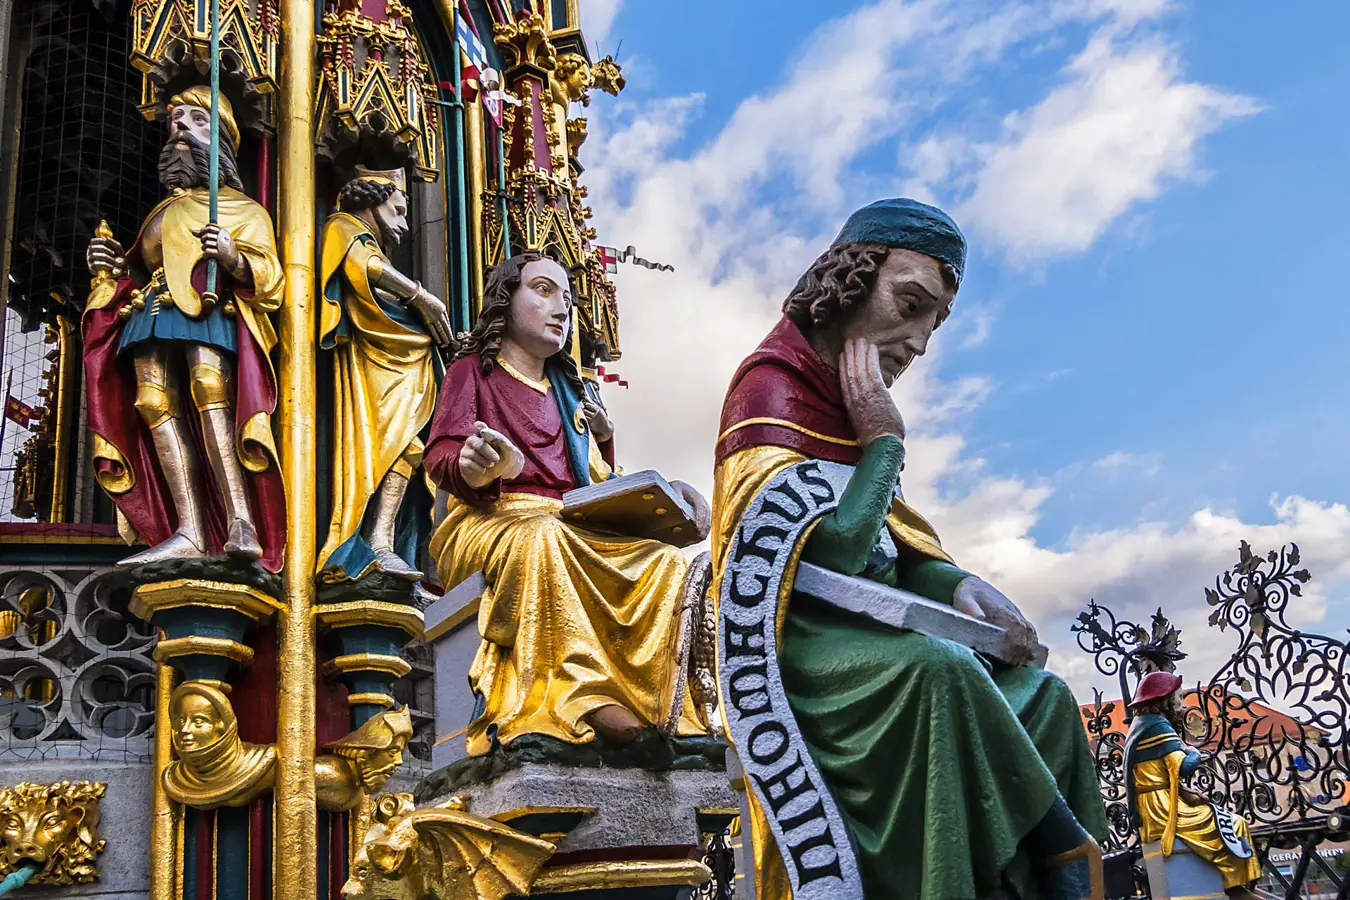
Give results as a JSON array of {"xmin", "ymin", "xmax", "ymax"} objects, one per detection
[{"xmin": 1074, "ymin": 542, "xmax": 1350, "ymax": 899}]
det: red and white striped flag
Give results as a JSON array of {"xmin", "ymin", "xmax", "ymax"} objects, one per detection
[
  {"xmin": 595, "ymin": 244, "xmax": 673, "ymax": 273},
  {"xmin": 456, "ymin": 1, "xmax": 506, "ymax": 127}
]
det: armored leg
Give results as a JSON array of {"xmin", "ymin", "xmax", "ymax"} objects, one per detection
[
  {"xmin": 363, "ymin": 470, "xmax": 422, "ymax": 582},
  {"xmin": 117, "ymin": 346, "xmax": 208, "ymax": 567},
  {"xmin": 187, "ymin": 345, "xmax": 261, "ymax": 561}
]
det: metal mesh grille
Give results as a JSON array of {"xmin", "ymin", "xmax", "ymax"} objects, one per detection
[{"xmin": 0, "ymin": 0, "xmax": 160, "ymax": 524}]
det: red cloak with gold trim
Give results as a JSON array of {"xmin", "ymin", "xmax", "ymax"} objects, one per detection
[
  {"xmin": 81, "ymin": 188, "xmax": 286, "ymax": 572},
  {"xmin": 716, "ymin": 316, "xmax": 862, "ymax": 466}
]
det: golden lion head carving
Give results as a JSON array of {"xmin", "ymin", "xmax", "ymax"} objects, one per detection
[{"xmin": 0, "ymin": 781, "xmax": 107, "ymax": 885}]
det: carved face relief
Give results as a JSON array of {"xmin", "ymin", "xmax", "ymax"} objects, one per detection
[
  {"xmin": 373, "ymin": 189, "xmax": 410, "ymax": 248},
  {"xmin": 170, "ymin": 103, "xmax": 213, "ymax": 147},
  {"xmin": 506, "ymin": 258, "xmax": 573, "ymax": 362},
  {"xmin": 356, "ymin": 734, "xmax": 408, "ymax": 793},
  {"xmin": 173, "ymin": 691, "xmax": 225, "ymax": 753},
  {"xmin": 0, "ymin": 782, "xmax": 106, "ymax": 884},
  {"xmin": 839, "ymin": 248, "xmax": 955, "ymax": 386}
]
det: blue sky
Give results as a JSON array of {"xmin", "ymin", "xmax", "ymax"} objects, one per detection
[{"xmin": 577, "ymin": 0, "xmax": 1350, "ymax": 696}]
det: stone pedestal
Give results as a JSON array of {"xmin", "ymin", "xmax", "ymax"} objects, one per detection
[
  {"xmin": 419, "ymin": 761, "xmax": 736, "ymax": 899},
  {"xmin": 129, "ymin": 575, "xmax": 283, "ymax": 687},
  {"xmin": 1141, "ymin": 840, "xmax": 1227, "ymax": 900},
  {"xmin": 424, "ymin": 762, "xmax": 736, "ymax": 854},
  {"xmin": 422, "ymin": 572, "xmax": 488, "ymax": 769},
  {"xmin": 315, "ymin": 599, "xmax": 423, "ymax": 723}
]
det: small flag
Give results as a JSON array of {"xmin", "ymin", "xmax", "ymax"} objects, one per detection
[
  {"xmin": 4, "ymin": 394, "xmax": 35, "ymax": 429},
  {"xmin": 595, "ymin": 365, "xmax": 628, "ymax": 388},
  {"xmin": 456, "ymin": 1, "xmax": 503, "ymax": 127},
  {"xmin": 595, "ymin": 245, "xmax": 674, "ymax": 273}
]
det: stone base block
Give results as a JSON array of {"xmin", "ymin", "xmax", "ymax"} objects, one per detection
[
  {"xmin": 1142, "ymin": 840, "xmax": 1227, "ymax": 900},
  {"xmin": 424, "ymin": 762, "xmax": 737, "ymax": 855}
]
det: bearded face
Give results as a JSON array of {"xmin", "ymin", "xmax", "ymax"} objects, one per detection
[
  {"xmin": 158, "ymin": 116, "xmax": 244, "ymax": 193},
  {"xmin": 372, "ymin": 189, "xmax": 410, "ymax": 248}
]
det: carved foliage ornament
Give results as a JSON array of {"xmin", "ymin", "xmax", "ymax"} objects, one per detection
[
  {"xmin": 316, "ymin": 0, "xmax": 441, "ymax": 180},
  {"xmin": 0, "ymin": 781, "xmax": 107, "ymax": 885},
  {"xmin": 131, "ymin": 0, "xmax": 279, "ymax": 134},
  {"xmin": 492, "ymin": 12, "xmax": 556, "ymax": 73}
]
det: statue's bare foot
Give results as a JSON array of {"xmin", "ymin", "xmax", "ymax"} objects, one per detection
[
  {"xmin": 116, "ymin": 531, "xmax": 209, "ymax": 569},
  {"xmin": 373, "ymin": 548, "xmax": 423, "ymax": 582},
  {"xmin": 224, "ymin": 519, "xmax": 262, "ymax": 561},
  {"xmin": 587, "ymin": 704, "xmax": 644, "ymax": 744}
]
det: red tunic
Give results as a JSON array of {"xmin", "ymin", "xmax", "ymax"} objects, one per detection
[
  {"xmin": 715, "ymin": 317, "xmax": 862, "ymax": 466},
  {"xmin": 424, "ymin": 355, "xmax": 577, "ymax": 504}
]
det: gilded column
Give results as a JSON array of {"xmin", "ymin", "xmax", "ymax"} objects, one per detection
[
  {"xmin": 275, "ymin": 0, "xmax": 319, "ymax": 896},
  {"xmin": 149, "ymin": 663, "xmax": 177, "ymax": 900},
  {"xmin": 464, "ymin": 61, "xmax": 487, "ymax": 316}
]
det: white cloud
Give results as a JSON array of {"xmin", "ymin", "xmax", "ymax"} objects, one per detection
[
  {"xmin": 957, "ymin": 31, "xmax": 1260, "ymax": 262},
  {"xmin": 1089, "ymin": 450, "xmax": 1162, "ymax": 475},
  {"xmin": 580, "ymin": 0, "xmax": 624, "ymax": 54},
  {"xmin": 579, "ymin": 0, "xmax": 1325, "ymax": 702}
]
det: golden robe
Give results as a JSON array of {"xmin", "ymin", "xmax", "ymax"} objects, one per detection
[
  {"xmin": 85, "ymin": 186, "xmax": 286, "ymax": 477},
  {"xmin": 1135, "ymin": 752, "xmax": 1261, "ymax": 889},
  {"xmin": 425, "ymin": 356, "xmax": 702, "ymax": 756},
  {"xmin": 316, "ymin": 212, "xmax": 438, "ymax": 575}
]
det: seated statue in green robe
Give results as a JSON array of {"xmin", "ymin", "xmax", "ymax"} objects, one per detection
[{"xmin": 712, "ymin": 199, "xmax": 1109, "ymax": 900}]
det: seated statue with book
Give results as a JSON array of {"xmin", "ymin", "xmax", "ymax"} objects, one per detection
[
  {"xmin": 712, "ymin": 199, "xmax": 1110, "ymax": 900},
  {"xmin": 424, "ymin": 252, "xmax": 712, "ymax": 756}
]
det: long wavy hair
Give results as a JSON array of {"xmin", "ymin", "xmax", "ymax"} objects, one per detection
[
  {"xmin": 782, "ymin": 242, "xmax": 960, "ymax": 333},
  {"xmin": 454, "ymin": 252, "xmax": 583, "ymax": 385}
]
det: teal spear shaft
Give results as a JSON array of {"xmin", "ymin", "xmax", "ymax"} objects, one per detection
[{"xmin": 204, "ymin": 0, "xmax": 222, "ymax": 306}]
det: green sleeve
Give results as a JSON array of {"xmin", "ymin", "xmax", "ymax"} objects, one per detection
[
  {"xmin": 893, "ymin": 556, "xmax": 972, "ymax": 607},
  {"xmin": 802, "ymin": 435, "xmax": 904, "ymax": 576}
]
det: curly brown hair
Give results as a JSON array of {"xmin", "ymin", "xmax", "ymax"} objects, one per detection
[
  {"xmin": 783, "ymin": 242, "xmax": 960, "ymax": 333},
  {"xmin": 455, "ymin": 253, "xmax": 582, "ymax": 385},
  {"xmin": 337, "ymin": 177, "xmax": 398, "ymax": 212}
]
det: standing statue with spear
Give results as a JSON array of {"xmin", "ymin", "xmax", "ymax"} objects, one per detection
[{"xmin": 80, "ymin": 2, "xmax": 289, "ymax": 573}]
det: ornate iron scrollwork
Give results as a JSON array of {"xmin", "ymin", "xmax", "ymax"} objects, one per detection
[{"xmin": 1075, "ymin": 541, "xmax": 1350, "ymax": 883}]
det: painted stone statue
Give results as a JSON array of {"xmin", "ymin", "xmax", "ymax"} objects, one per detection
[
  {"xmin": 423, "ymin": 252, "xmax": 709, "ymax": 752},
  {"xmin": 712, "ymin": 199, "xmax": 1108, "ymax": 900},
  {"xmin": 1126, "ymin": 672, "xmax": 1262, "ymax": 898},
  {"xmin": 316, "ymin": 167, "xmax": 452, "ymax": 583},
  {"xmin": 83, "ymin": 87, "xmax": 285, "ymax": 571},
  {"xmin": 164, "ymin": 681, "xmax": 413, "ymax": 810}
]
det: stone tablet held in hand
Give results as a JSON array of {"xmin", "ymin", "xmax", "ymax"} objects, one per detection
[{"xmin": 793, "ymin": 562, "xmax": 1051, "ymax": 668}]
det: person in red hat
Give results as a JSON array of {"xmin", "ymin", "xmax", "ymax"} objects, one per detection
[{"xmin": 1125, "ymin": 671, "xmax": 1263, "ymax": 898}]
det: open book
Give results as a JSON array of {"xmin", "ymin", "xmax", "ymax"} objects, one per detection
[{"xmin": 562, "ymin": 470, "xmax": 701, "ymax": 548}]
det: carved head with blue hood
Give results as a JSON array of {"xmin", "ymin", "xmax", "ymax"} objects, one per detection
[
  {"xmin": 783, "ymin": 197, "xmax": 966, "ymax": 387},
  {"xmin": 454, "ymin": 252, "xmax": 613, "ymax": 487}
]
